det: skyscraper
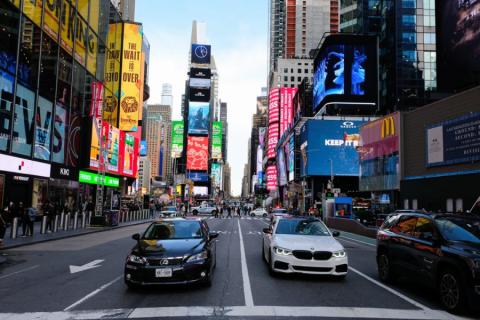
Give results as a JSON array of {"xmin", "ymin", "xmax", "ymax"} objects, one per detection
[
  {"xmin": 161, "ymin": 83, "xmax": 173, "ymax": 107},
  {"xmin": 146, "ymin": 105, "xmax": 173, "ymax": 183}
]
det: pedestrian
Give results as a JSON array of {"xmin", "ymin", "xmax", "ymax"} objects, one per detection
[
  {"xmin": 24, "ymin": 207, "xmax": 36, "ymax": 236},
  {"xmin": 149, "ymin": 201, "xmax": 155, "ymax": 219},
  {"xmin": 18, "ymin": 202, "xmax": 29, "ymax": 237},
  {"xmin": 43, "ymin": 200, "xmax": 53, "ymax": 233},
  {"xmin": 220, "ymin": 206, "xmax": 224, "ymax": 218},
  {"xmin": 0, "ymin": 206, "xmax": 8, "ymax": 246},
  {"xmin": 227, "ymin": 206, "xmax": 232, "ymax": 218}
]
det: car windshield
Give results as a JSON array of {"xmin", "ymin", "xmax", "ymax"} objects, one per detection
[
  {"xmin": 143, "ymin": 221, "xmax": 203, "ymax": 240},
  {"xmin": 165, "ymin": 206, "xmax": 177, "ymax": 211},
  {"xmin": 276, "ymin": 219, "xmax": 330, "ymax": 236},
  {"xmin": 435, "ymin": 217, "xmax": 480, "ymax": 244},
  {"xmin": 272, "ymin": 209, "xmax": 287, "ymax": 214}
]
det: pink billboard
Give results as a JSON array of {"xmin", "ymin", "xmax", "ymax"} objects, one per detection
[
  {"xmin": 268, "ymin": 88, "xmax": 280, "ymax": 125},
  {"xmin": 266, "ymin": 165, "xmax": 278, "ymax": 191},
  {"xmin": 280, "ymin": 87, "xmax": 297, "ymax": 136},
  {"xmin": 267, "ymin": 122, "xmax": 279, "ymax": 159},
  {"xmin": 359, "ymin": 112, "xmax": 400, "ymax": 161}
]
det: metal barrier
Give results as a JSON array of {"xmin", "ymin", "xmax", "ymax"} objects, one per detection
[
  {"xmin": 10, "ymin": 217, "xmax": 18, "ymax": 239},
  {"xmin": 64, "ymin": 213, "xmax": 70, "ymax": 231},
  {"xmin": 60, "ymin": 213, "xmax": 65, "ymax": 230},
  {"xmin": 41, "ymin": 216, "xmax": 47, "ymax": 234},
  {"xmin": 81, "ymin": 213, "xmax": 87, "ymax": 228},
  {"xmin": 73, "ymin": 212, "xmax": 79, "ymax": 230},
  {"xmin": 54, "ymin": 215, "xmax": 59, "ymax": 232}
]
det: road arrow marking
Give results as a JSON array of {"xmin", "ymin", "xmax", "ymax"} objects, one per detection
[{"xmin": 69, "ymin": 259, "xmax": 104, "ymax": 274}]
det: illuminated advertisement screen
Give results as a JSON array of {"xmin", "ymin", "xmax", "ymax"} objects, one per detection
[
  {"xmin": 212, "ymin": 121, "xmax": 222, "ymax": 159},
  {"xmin": 119, "ymin": 23, "xmax": 143, "ymax": 131},
  {"xmin": 189, "ymin": 88, "xmax": 210, "ymax": 102},
  {"xmin": 300, "ymin": 119, "xmax": 367, "ymax": 177},
  {"xmin": 188, "ymin": 102, "xmax": 210, "ymax": 135},
  {"xmin": 267, "ymin": 122, "xmax": 279, "ymax": 159},
  {"xmin": 190, "ymin": 67, "xmax": 211, "ymax": 79},
  {"xmin": 12, "ymin": 83, "xmax": 35, "ymax": 157},
  {"xmin": 191, "ymin": 44, "xmax": 211, "ymax": 65},
  {"xmin": 313, "ymin": 35, "xmax": 378, "ymax": 112},
  {"xmin": 437, "ymin": 0, "xmax": 480, "ymax": 91},
  {"xmin": 187, "ymin": 171, "xmax": 209, "ymax": 182},
  {"xmin": 140, "ymin": 140, "xmax": 147, "ymax": 156},
  {"xmin": 266, "ymin": 165, "xmax": 277, "ymax": 191},
  {"xmin": 52, "ymin": 103, "xmax": 66, "ymax": 163},
  {"xmin": 122, "ymin": 133, "xmax": 136, "ymax": 176},
  {"xmin": 0, "ymin": 70, "xmax": 14, "ymax": 151},
  {"xmin": 280, "ymin": 87, "xmax": 297, "ymax": 136},
  {"xmin": 187, "ymin": 136, "xmax": 209, "ymax": 170},
  {"xmin": 211, "ymin": 163, "xmax": 222, "ymax": 187},
  {"xmin": 34, "ymin": 96, "xmax": 53, "ymax": 161},
  {"xmin": 277, "ymin": 148, "xmax": 287, "ymax": 187},
  {"xmin": 108, "ymin": 126, "xmax": 120, "ymax": 173},
  {"xmin": 268, "ymin": 88, "xmax": 280, "ymax": 124},
  {"xmin": 193, "ymin": 186, "xmax": 209, "ymax": 196},
  {"xmin": 189, "ymin": 78, "xmax": 211, "ymax": 89},
  {"xmin": 171, "ymin": 121, "xmax": 184, "ymax": 158}
]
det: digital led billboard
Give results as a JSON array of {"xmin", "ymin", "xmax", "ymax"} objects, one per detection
[
  {"xmin": 437, "ymin": 0, "xmax": 480, "ymax": 92},
  {"xmin": 313, "ymin": 35, "xmax": 378, "ymax": 112},
  {"xmin": 187, "ymin": 136, "xmax": 209, "ymax": 170},
  {"xmin": 191, "ymin": 44, "xmax": 211, "ymax": 65},
  {"xmin": 188, "ymin": 102, "xmax": 210, "ymax": 135},
  {"xmin": 171, "ymin": 121, "xmax": 184, "ymax": 158},
  {"xmin": 189, "ymin": 88, "xmax": 210, "ymax": 102},
  {"xmin": 187, "ymin": 171, "xmax": 209, "ymax": 182},
  {"xmin": 266, "ymin": 165, "xmax": 278, "ymax": 191},
  {"xmin": 212, "ymin": 121, "xmax": 222, "ymax": 159},
  {"xmin": 300, "ymin": 119, "xmax": 367, "ymax": 177}
]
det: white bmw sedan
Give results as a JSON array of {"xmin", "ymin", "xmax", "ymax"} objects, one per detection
[{"xmin": 262, "ymin": 217, "xmax": 348, "ymax": 278}]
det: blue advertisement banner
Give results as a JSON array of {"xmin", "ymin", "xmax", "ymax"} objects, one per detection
[
  {"xmin": 187, "ymin": 171, "xmax": 209, "ymax": 182},
  {"xmin": 300, "ymin": 119, "xmax": 366, "ymax": 177},
  {"xmin": 188, "ymin": 101, "xmax": 210, "ymax": 135},
  {"xmin": 426, "ymin": 113, "xmax": 480, "ymax": 167},
  {"xmin": 140, "ymin": 140, "xmax": 147, "ymax": 156}
]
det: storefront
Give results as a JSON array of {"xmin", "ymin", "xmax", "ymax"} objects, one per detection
[
  {"xmin": 49, "ymin": 164, "xmax": 80, "ymax": 213},
  {"xmin": 78, "ymin": 170, "xmax": 121, "ymax": 211}
]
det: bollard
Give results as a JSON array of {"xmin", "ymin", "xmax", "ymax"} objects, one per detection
[
  {"xmin": 82, "ymin": 212, "xmax": 86, "ymax": 228},
  {"xmin": 136, "ymin": 210, "xmax": 139, "ymax": 220},
  {"xmin": 73, "ymin": 211, "xmax": 79, "ymax": 230},
  {"xmin": 54, "ymin": 215, "xmax": 59, "ymax": 232},
  {"xmin": 88, "ymin": 211, "xmax": 92, "ymax": 225},
  {"xmin": 60, "ymin": 212, "xmax": 65, "ymax": 230},
  {"xmin": 10, "ymin": 217, "xmax": 18, "ymax": 239},
  {"xmin": 64, "ymin": 213, "xmax": 70, "ymax": 231},
  {"xmin": 41, "ymin": 215, "xmax": 47, "ymax": 234}
]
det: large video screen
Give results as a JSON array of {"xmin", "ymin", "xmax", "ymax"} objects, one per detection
[
  {"xmin": 313, "ymin": 35, "xmax": 378, "ymax": 112},
  {"xmin": 300, "ymin": 119, "xmax": 367, "ymax": 177},
  {"xmin": 187, "ymin": 136, "xmax": 209, "ymax": 170},
  {"xmin": 191, "ymin": 44, "xmax": 211, "ymax": 65},
  {"xmin": 437, "ymin": 0, "xmax": 480, "ymax": 91},
  {"xmin": 188, "ymin": 102, "xmax": 210, "ymax": 135}
]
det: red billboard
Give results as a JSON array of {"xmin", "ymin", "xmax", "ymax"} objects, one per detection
[
  {"xmin": 267, "ymin": 122, "xmax": 279, "ymax": 159},
  {"xmin": 266, "ymin": 165, "xmax": 278, "ymax": 191},
  {"xmin": 268, "ymin": 88, "xmax": 280, "ymax": 125},
  {"xmin": 280, "ymin": 87, "xmax": 297, "ymax": 135},
  {"xmin": 119, "ymin": 131, "xmax": 139, "ymax": 178},
  {"xmin": 187, "ymin": 136, "xmax": 209, "ymax": 170},
  {"xmin": 359, "ymin": 112, "xmax": 400, "ymax": 161}
]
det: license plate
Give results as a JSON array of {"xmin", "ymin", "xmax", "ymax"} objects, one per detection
[{"xmin": 155, "ymin": 268, "xmax": 172, "ymax": 278}]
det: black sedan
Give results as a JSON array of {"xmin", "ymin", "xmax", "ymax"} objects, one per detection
[{"xmin": 124, "ymin": 218, "xmax": 218, "ymax": 288}]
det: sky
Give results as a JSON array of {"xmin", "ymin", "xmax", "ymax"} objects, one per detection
[{"xmin": 136, "ymin": 0, "xmax": 269, "ymax": 196}]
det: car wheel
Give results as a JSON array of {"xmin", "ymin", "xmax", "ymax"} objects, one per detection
[
  {"xmin": 193, "ymin": 210, "xmax": 198, "ymax": 216},
  {"xmin": 438, "ymin": 268, "xmax": 465, "ymax": 313},
  {"xmin": 377, "ymin": 253, "xmax": 394, "ymax": 283}
]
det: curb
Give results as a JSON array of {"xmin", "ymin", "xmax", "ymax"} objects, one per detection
[
  {"xmin": 0, "ymin": 220, "xmax": 152, "ymax": 251},
  {"xmin": 0, "ymin": 256, "xmax": 6, "ymax": 265}
]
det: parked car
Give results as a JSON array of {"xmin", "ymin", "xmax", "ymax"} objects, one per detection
[
  {"xmin": 376, "ymin": 212, "xmax": 480, "ymax": 313},
  {"xmin": 262, "ymin": 217, "xmax": 347, "ymax": 278},
  {"xmin": 191, "ymin": 204, "xmax": 218, "ymax": 216},
  {"xmin": 251, "ymin": 207, "xmax": 268, "ymax": 217},
  {"xmin": 124, "ymin": 218, "xmax": 219, "ymax": 288},
  {"xmin": 269, "ymin": 208, "xmax": 289, "ymax": 222},
  {"xmin": 161, "ymin": 206, "xmax": 178, "ymax": 217}
]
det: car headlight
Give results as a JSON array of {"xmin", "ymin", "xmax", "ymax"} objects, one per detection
[
  {"xmin": 186, "ymin": 251, "xmax": 208, "ymax": 263},
  {"xmin": 274, "ymin": 247, "xmax": 292, "ymax": 256},
  {"xmin": 127, "ymin": 254, "xmax": 147, "ymax": 265},
  {"xmin": 332, "ymin": 250, "xmax": 346, "ymax": 258}
]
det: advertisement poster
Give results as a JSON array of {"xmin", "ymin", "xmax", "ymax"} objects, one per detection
[
  {"xmin": 188, "ymin": 101, "xmax": 210, "ymax": 135},
  {"xmin": 52, "ymin": 103, "xmax": 66, "ymax": 163},
  {"xmin": 0, "ymin": 70, "xmax": 14, "ymax": 151},
  {"xmin": 187, "ymin": 136, "xmax": 209, "ymax": 170},
  {"xmin": 108, "ymin": 126, "xmax": 120, "ymax": 173},
  {"xmin": 277, "ymin": 148, "xmax": 287, "ymax": 186},
  {"xmin": 191, "ymin": 44, "xmax": 211, "ymax": 65},
  {"xmin": 288, "ymin": 135, "xmax": 295, "ymax": 181},
  {"xmin": 90, "ymin": 81, "xmax": 104, "ymax": 120},
  {"xmin": 259, "ymin": 127, "xmax": 266, "ymax": 147},
  {"xmin": 426, "ymin": 113, "xmax": 480, "ymax": 167},
  {"xmin": 268, "ymin": 88, "xmax": 280, "ymax": 124},
  {"xmin": 140, "ymin": 140, "xmax": 147, "ymax": 156},
  {"xmin": 256, "ymin": 145, "xmax": 263, "ymax": 183},
  {"xmin": 12, "ymin": 84, "xmax": 35, "ymax": 156},
  {"xmin": 189, "ymin": 88, "xmax": 210, "ymax": 102},
  {"xmin": 42, "ymin": 0, "xmax": 60, "ymax": 42},
  {"xmin": 211, "ymin": 163, "xmax": 222, "ymax": 188},
  {"xmin": 89, "ymin": 119, "xmax": 109, "ymax": 169},
  {"xmin": 123, "ymin": 133, "xmax": 135, "ymax": 175},
  {"xmin": 66, "ymin": 112, "xmax": 82, "ymax": 167},
  {"xmin": 280, "ymin": 88, "xmax": 297, "ymax": 136},
  {"xmin": 267, "ymin": 122, "xmax": 279, "ymax": 159},
  {"xmin": 212, "ymin": 121, "xmax": 222, "ymax": 159},
  {"xmin": 34, "ymin": 96, "xmax": 53, "ymax": 160},
  {"xmin": 171, "ymin": 120, "xmax": 184, "ymax": 158},
  {"xmin": 119, "ymin": 23, "xmax": 143, "ymax": 131},
  {"xmin": 59, "ymin": 0, "xmax": 74, "ymax": 54},
  {"xmin": 300, "ymin": 119, "xmax": 365, "ymax": 177},
  {"xmin": 187, "ymin": 171, "xmax": 209, "ymax": 182},
  {"xmin": 266, "ymin": 165, "xmax": 278, "ymax": 191}
]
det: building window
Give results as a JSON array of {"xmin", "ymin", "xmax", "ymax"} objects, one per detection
[
  {"xmin": 455, "ymin": 199, "xmax": 463, "ymax": 212},
  {"xmin": 412, "ymin": 199, "xmax": 418, "ymax": 210},
  {"xmin": 290, "ymin": 76, "xmax": 294, "ymax": 81},
  {"xmin": 284, "ymin": 68, "xmax": 288, "ymax": 73},
  {"xmin": 284, "ymin": 76, "xmax": 288, "ymax": 82},
  {"xmin": 446, "ymin": 199, "xmax": 454, "ymax": 213},
  {"xmin": 404, "ymin": 199, "xmax": 409, "ymax": 210},
  {"xmin": 297, "ymin": 77, "xmax": 302, "ymax": 82},
  {"xmin": 298, "ymin": 69, "xmax": 302, "ymax": 73},
  {"xmin": 305, "ymin": 69, "xmax": 309, "ymax": 73}
]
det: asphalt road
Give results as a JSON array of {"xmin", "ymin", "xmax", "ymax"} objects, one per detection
[{"xmin": 0, "ymin": 216, "xmax": 476, "ymax": 319}]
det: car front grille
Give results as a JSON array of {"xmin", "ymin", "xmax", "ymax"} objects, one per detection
[
  {"xmin": 292, "ymin": 266, "xmax": 332, "ymax": 272},
  {"xmin": 147, "ymin": 257, "xmax": 184, "ymax": 266},
  {"xmin": 293, "ymin": 250, "xmax": 332, "ymax": 260}
]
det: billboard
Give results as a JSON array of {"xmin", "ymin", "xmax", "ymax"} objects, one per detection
[
  {"xmin": 256, "ymin": 145, "xmax": 263, "ymax": 183},
  {"xmin": 277, "ymin": 148, "xmax": 287, "ymax": 187},
  {"xmin": 212, "ymin": 121, "xmax": 223, "ymax": 159},
  {"xmin": 34, "ymin": 96, "xmax": 53, "ymax": 161},
  {"xmin": 52, "ymin": 103, "xmax": 66, "ymax": 163},
  {"xmin": 287, "ymin": 135, "xmax": 295, "ymax": 182},
  {"xmin": 211, "ymin": 163, "xmax": 222, "ymax": 188},
  {"xmin": 119, "ymin": 23, "xmax": 143, "ymax": 131},
  {"xmin": 266, "ymin": 165, "xmax": 278, "ymax": 191},
  {"xmin": 108, "ymin": 126, "xmax": 120, "ymax": 173},
  {"xmin": 189, "ymin": 78, "xmax": 211, "ymax": 89},
  {"xmin": 268, "ymin": 88, "xmax": 280, "ymax": 124},
  {"xmin": 359, "ymin": 113, "xmax": 400, "ymax": 191},
  {"xmin": 188, "ymin": 102, "xmax": 210, "ymax": 135},
  {"xmin": 313, "ymin": 35, "xmax": 378, "ymax": 112},
  {"xmin": 187, "ymin": 171, "xmax": 209, "ymax": 182},
  {"xmin": 280, "ymin": 88, "xmax": 297, "ymax": 136},
  {"xmin": 193, "ymin": 186, "xmax": 209, "ymax": 196},
  {"xmin": 426, "ymin": 113, "xmax": 480, "ymax": 167},
  {"xmin": 140, "ymin": 140, "xmax": 147, "ymax": 156},
  {"xmin": 189, "ymin": 88, "xmax": 210, "ymax": 102},
  {"xmin": 187, "ymin": 136, "xmax": 209, "ymax": 170},
  {"xmin": 300, "ymin": 119, "xmax": 367, "ymax": 177},
  {"xmin": 121, "ymin": 132, "xmax": 138, "ymax": 177},
  {"xmin": 267, "ymin": 122, "xmax": 279, "ymax": 159},
  {"xmin": 191, "ymin": 44, "xmax": 211, "ymax": 65},
  {"xmin": 103, "ymin": 23, "xmax": 122, "ymax": 126},
  {"xmin": 190, "ymin": 67, "xmax": 211, "ymax": 79},
  {"xmin": 437, "ymin": 0, "xmax": 480, "ymax": 91},
  {"xmin": 171, "ymin": 121, "xmax": 184, "ymax": 158}
]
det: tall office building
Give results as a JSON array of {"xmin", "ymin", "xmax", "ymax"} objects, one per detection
[
  {"xmin": 223, "ymin": 162, "xmax": 232, "ymax": 198},
  {"xmin": 146, "ymin": 105, "xmax": 173, "ymax": 183},
  {"xmin": 161, "ymin": 83, "xmax": 173, "ymax": 107},
  {"xmin": 339, "ymin": 0, "xmax": 438, "ymax": 111}
]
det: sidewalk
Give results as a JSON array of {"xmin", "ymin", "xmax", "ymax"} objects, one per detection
[{"xmin": 0, "ymin": 216, "xmax": 153, "ymax": 252}]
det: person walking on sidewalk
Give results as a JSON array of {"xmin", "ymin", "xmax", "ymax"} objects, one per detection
[
  {"xmin": 43, "ymin": 200, "xmax": 53, "ymax": 233},
  {"xmin": 0, "ymin": 206, "xmax": 8, "ymax": 246},
  {"xmin": 23, "ymin": 207, "xmax": 36, "ymax": 237},
  {"xmin": 149, "ymin": 201, "xmax": 155, "ymax": 219}
]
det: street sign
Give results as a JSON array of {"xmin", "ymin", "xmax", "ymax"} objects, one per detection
[{"xmin": 326, "ymin": 192, "xmax": 334, "ymax": 199}]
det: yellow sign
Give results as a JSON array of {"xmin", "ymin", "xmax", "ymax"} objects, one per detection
[
  {"xmin": 86, "ymin": 28, "xmax": 97, "ymax": 75},
  {"xmin": 43, "ymin": 0, "xmax": 61, "ymax": 41},
  {"xmin": 119, "ymin": 23, "xmax": 143, "ymax": 131},
  {"xmin": 60, "ymin": 0, "xmax": 74, "ymax": 54},
  {"xmin": 89, "ymin": 0, "xmax": 100, "ymax": 33},
  {"xmin": 22, "ymin": 0, "xmax": 43, "ymax": 28},
  {"xmin": 103, "ymin": 23, "xmax": 122, "ymax": 126},
  {"xmin": 381, "ymin": 116, "xmax": 395, "ymax": 139},
  {"xmin": 74, "ymin": 17, "xmax": 89, "ymax": 66},
  {"xmin": 77, "ymin": 0, "xmax": 89, "ymax": 21},
  {"xmin": 8, "ymin": 0, "xmax": 20, "ymax": 8}
]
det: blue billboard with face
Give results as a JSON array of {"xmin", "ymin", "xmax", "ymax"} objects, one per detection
[
  {"xmin": 300, "ymin": 119, "xmax": 367, "ymax": 177},
  {"xmin": 188, "ymin": 101, "xmax": 210, "ymax": 135}
]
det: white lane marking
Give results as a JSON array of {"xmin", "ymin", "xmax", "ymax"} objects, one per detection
[
  {"xmin": 237, "ymin": 219, "xmax": 254, "ymax": 307},
  {"xmin": 63, "ymin": 275, "xmax": 122, "ymax": 311},
  {"xmin": 339, "ymin": 236, "xmax": 376, "ymax": 247},
  {"xmin": 0, "ymin": 265, "xmax": 39, "ymax": 280},
  {"xmin": 69, "ymin": 259, "xmax": 104, "ymax": 274},
  {"xmin": 0, "ymin": 306, "xmax": 470, "ymax": 320},
  {"xmin": 349, "ymin": 266, "xmax": 430, "ymax": 311}
]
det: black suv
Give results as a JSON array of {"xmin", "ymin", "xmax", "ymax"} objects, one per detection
[{"xmin": 376, "ymin": 212, "xmax": 480, "ymax": 312}]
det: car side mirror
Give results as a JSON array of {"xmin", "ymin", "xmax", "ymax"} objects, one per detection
[
  {"xmin": 332, "ymin": 231, "xmax": 340, "ymax": 237},
  {"xmin": 209, "ymin": 232, "xmax": 219, "ymax": 239},
  {"xmin": 132, "ymin": 233, "xmax": 140, "ymax": 241},
  {"xmin": 263, "ymin": 228, "xmax": 272, "ymax": 234}
]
